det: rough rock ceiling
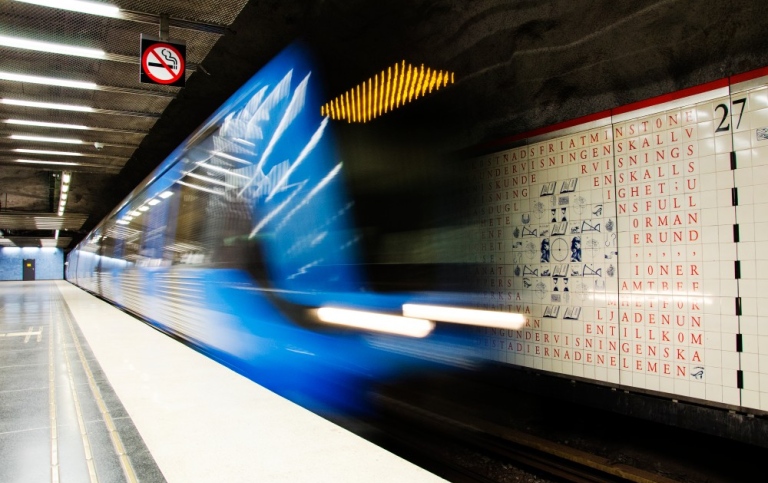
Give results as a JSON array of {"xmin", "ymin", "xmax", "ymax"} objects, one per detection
[{"xmin": 1, "ymin": 0, "xmax": 767, "ymax": 250}]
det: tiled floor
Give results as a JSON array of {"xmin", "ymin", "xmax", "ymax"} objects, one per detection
[
  {"xmin": 0, "ymin": 281, "xmax": 163, "ymax": 483},
  {"xmin": 1, "ymin": 281, "xmax": 445, "ymax": 483}
]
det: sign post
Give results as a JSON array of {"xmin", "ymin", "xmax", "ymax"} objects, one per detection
[{"xmin": 140, "ymin": 35, "xmax": 186, "ymax": 87}]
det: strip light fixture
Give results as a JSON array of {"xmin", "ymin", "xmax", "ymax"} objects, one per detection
[
  {"xmin": 0, "ymin": 34, "xmax": 105, "ymax": 59},
  {"xmin": 14, "ymin": 148, "xmax": 83, "ymax": 156},
  {"xmin": 320, "ymin": 61, "xmax": 455, "ymax": 123},
  {"xmin": 2, "ymin": 98, "xmax": 94, "ymax": 112},
  {"xmin": 0, "ymin": 71, "xmax": 97, "ymax": 90},
  {"xmin": 4, "ymin": 119, "xmax": 90, "ymax": 130},
  {"xmin": 16, "ymin": 159, "xmax": 80, "ymax": 166},
  {"xmin": 13, "ymin": 0, "xmax": 121, "ymax": 18},
  {"xmin": 58, "ymin": 170, "xmax": 72, "ymax": 216},
  {"xmin": 9, "ymin": 134, "xmax": 83, "ymax": 144}
]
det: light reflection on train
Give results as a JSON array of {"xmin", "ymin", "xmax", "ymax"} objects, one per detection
[{"xmin": 66, "ymin": 44, "xmax": 521, "ymax": 414}]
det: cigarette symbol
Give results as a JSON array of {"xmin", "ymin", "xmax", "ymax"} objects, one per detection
[{"xmin": 148, "ymin": 48, "xmax": 178, "ymax": 70}]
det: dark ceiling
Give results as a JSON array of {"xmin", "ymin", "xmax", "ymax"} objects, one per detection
[{"xmin": 1, "ymin": 0, "xmax": 767, "ymax": 250}]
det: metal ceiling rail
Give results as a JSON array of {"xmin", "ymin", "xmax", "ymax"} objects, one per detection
[
  {"xmin": 83, "ymin": 108, "xmax": 160, "ymax": 119},
  {"xmin": 119, "ymin": 10, "xmax": 229, "ymax": 36},
  {"xmin": 89, "ymin": 84, "xmax": 178, "ymax": 98}
]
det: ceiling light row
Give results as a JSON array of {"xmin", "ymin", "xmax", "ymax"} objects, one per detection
[
  {"xmin": 2, "ymin": 98, "xmax": 94, "ymax": 112},
  {"xmin": 17, "ymin": 159, "xmax": 79, "ymax": 166},
  {"xmin": 0, "ymin": 34, "xmax": 105, "ymax": 59},
  {"xmin": 10, "ymin": 134, "xmax": 83, "ymax": 144},
  {"xmin": 5, "ymin": 118, "xmax": 89, "ymax": 130},
  {"xmin": 15, "ymin": 148, "xmax": 82, "ymax": 156},
  {"xmin": 58, "ymin": 170, "xmax": 71, "ymax": 216},
  {"xmin": 15, "ymin": 0, "xmax": 120, "ymax": 18},
  {"xmin": 0, "ymin": 71, "xmax": 96, "ymax": 90}
]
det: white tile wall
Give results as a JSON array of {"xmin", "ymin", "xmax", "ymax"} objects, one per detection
[
  {"xmin": 733, "ymin": 82, "xmax": 768, "ymax": 410},
  {"xmin": 471, "ymin": 75, "xmax": 768, "ymax": 413}
]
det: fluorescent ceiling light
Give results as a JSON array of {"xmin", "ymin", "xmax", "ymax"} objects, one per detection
[
  {"xmin": 159, "ymin": 191, "xmax": 174, "ymax": 199},
  {"xmin": 62, "ymin": 173, "xmax": 71, "ymax": 183},
  {"xmin": 14, "ymin": 0, "xmax": 122, "ymax": 18},
  {"xmin": 0, "ymin": 71, "xmax": 97, "ymax": 90},
  {"xmin": 123, "ymin": 216, "xmax": 133, "ymax": 221},
  {"xmin": 2, "ymin": 98, "xmax": 93, "ymax": 112},
  {"xmin": 61, "ymin": 193, "xmax": 68, "ymax": 200},
  {"xmin": 138, "ymin": 206, "xmax": 149, "ymax": 211},
  {"xmin": 0, "ymin": 35, "xmax": 105, "ymax": 59},
  {"xmin": 316, "ymin": 307, "xmax": 434, "ymax": 338},
  {"xmin": 115, "ymin": 219, "xmax": 129, "ymax": 225},
  {"xmin": 10, "ymin": 134, "xmax": 83, "ymax": 144},
  {"xmin": 61, "ymin": 184, "xmax": 69, "ymax": 192},
  {"xmin": 5, "ymin": 119, "xmax": 89, "ymax": 130},
  {"xmin": 15, "ymin": 148, "xmax": 83, "ymax": 156},
  {"xmin": 130, "ymin": 210, "xmax": 141, "ymax": 216},
  {"xmin": 402, "ymin": 304, "xmax": 526, "ymax": 330},
  {"xmin": 16, "ymin": 159, "xmax": 80, "ymax": 166},
  {"xmin": 147, "ymin": 199, "xmax": 160, "ymax": 206}
]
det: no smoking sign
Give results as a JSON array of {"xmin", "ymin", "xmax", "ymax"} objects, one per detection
[{"xmin": 140, "ymin": 35, "xmax": 186, "ymax": 87}]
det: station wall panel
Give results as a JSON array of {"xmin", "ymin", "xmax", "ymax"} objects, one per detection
[
  {"xmin": 471, "ymin": 68, "xmax": 768, "ymax": 412},
  {"xmin": 0, "ymin": 247, "xmax": 64, "ymax": 281}
]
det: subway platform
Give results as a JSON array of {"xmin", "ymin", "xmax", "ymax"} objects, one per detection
[{"xmin": 0, "ymin": 280, "xmax": 445, "ymax": 482}]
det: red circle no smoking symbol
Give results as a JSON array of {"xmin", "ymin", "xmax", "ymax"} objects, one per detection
[{"xmin": 142, "ymin": 43, "xmax": 185, "ymax": 85}]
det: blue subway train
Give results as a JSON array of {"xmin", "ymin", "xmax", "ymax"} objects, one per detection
[{"xmin": 66, "ymin": 44, "xmax": 521, "ymax": 414}]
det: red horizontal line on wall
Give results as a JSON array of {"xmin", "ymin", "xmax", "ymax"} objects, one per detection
[
  {"xmin": 611, "ymin": 77, "xmax": 729, "ymax": 116},
  {"xmin": 478, "ymin": 64, "xmax": 768, "ymax": 152},
  {"xmin": 730, "ymin": 65, "xmax": 768, "ymax": 85},
  {"xmin": 480, "ymin": 110, "xmax": 611, "ymax": 150}
]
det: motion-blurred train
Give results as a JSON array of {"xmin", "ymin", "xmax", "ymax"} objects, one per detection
[{"xmin": 67, "ymin": 44, "xmax": 520, "ymax": 413}]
